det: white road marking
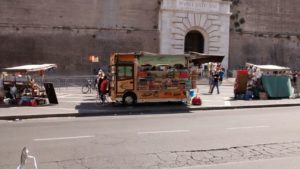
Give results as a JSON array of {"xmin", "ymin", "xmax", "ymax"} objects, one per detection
[
  {"xmin": 137, "ymin": 130, "xmax": 190, "ymax": 134},
  {"xmin": 33, "ymin": 135, "xmax": 95, "ymax": 141},
  {"xmin": 57, "ymin": 96, "xmax": 94, "ymax": 99},
  {"xmin": 56, "ymin": 94, "xmax": 72, "ymax": 98},
  {"xmin": 224, "ymin": 97, "xmax": 232, "ymax": 101},
  {"xmin": 227, "ymin": 125, "xmax": 270, "ymax": 130},
  {"xmin": 224, "ymin": 101, "xmax": 231, "ymax": 106},
  {"xmin": 201, "ymin": 100, "xmax": 216, "ymax": 102},
  {"xmin": 58, "ymin": 100, "xmax": 96, "ymax": 103},
  {"xmin": 57, "ymin": 93, "xmax": 93, "ymax": 96},
  {"xmin": 37, "ymin": 107, "xmax": 74, "ymax": 111}
]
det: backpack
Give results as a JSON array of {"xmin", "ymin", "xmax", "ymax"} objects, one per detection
[{"xmin": 192, "ymin": 96, "xmax": 202, "ymax": 105}]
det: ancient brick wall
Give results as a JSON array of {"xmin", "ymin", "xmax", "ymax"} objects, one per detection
[
  {"xmin": 1, "ymin": 0, "xmax": 300, "ymax": 74},
  {"xmin": 0, "ymin": 0, "xmax": 159, "ymax": 74},
  {"xmin": 229, "ymin": 0, "xmax": 300, "ymax": 71}
]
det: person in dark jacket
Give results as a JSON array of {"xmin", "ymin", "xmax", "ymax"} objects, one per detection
[{"xmin": 209, "ymin": 71, "xmax": 220, "ymax": 94}]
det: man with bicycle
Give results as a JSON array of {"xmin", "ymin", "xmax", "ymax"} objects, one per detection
[{"xmin": 99, "ymin": 75, "xmax": 108, "ymax": 104}]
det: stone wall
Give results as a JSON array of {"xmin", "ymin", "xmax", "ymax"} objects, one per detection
[
  {"xmin": 0, "ymin": 0, "xmax": 159, "ymax": 74},
  {"xmin": 1, "ymin": 0, "xmax": 300, "ymax": 74},
  {"xmin": 229, "ymin": 0, "xmax": 300, "ymax": 71}
]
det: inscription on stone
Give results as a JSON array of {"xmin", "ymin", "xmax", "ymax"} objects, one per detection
[{"xmin": 177, "ymin": 0, "xmax": 219, "ymax": 12}]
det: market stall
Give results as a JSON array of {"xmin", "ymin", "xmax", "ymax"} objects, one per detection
[
  {"xmin": 234, "ymin": 69, "xmax": 248, "ymax": 99},
  {"xmin": 1, "ymin": 64, "xmax": 57, "ymax": 106},
  {"xmin": 236, "ymin": 63, "xmax": 293, "ymax": 100}
]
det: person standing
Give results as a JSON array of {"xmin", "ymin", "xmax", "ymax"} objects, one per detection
[
  {"xmin": 209, "ymin": 71, "xmax": 220, "ymax": 94},
  {"xmin": 292, "ymin": 71, "xmax": 298, "ymax": 95},
  {"xmin": 0, "ymin": 73, "xmax": 4, "ymax": 103},
  {"xmin": 100, "ymin": 75, "xmax": 108, "ymax": 104},
  {"xmin": 218, "ymin": 68, "xmax": 225, "ymax": 85},
  {"xmin": 97, "ymin": 70, "xmax": 105, "ymax": 97}
]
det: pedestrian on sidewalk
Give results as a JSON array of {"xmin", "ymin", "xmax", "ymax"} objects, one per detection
[
  {"xmin": 97, "ymin": 70, "xmax": 105, "ymax": 97},
  {"xmin": 100, "ymin": 75, "xmax": 108, "ymax": 104},
  {"xmin": 218, "ymin": 68, "xmax": 225, "ymax": 85},
  {"xmin": 0, "ymin": 73, "xmax": 4, "ymax": 104},
  {"xmin": 209, "ymin": 71, "xmax": 220, "ymax": 94},
  {"xmin": 208, "ymin": 71, "xmax": 213, "ymax": 93}
]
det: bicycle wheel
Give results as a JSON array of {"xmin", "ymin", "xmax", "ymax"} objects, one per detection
[{"xmin": 82, "ymin": 85, "xmax": 90, "ymax": 94}]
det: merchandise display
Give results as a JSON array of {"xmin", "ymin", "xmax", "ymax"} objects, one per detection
[
  {"xmin": 1, "ymin": 64, "xmax": 57, "ymax": 106},
  {"xmin": 235, "ymin": 63, "xmax": 293, "ymax": 100}
]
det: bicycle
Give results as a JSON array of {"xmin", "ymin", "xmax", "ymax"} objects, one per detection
[{"xmin": 81, "ymin": 79, "xmax": 97, "ymax": 94}]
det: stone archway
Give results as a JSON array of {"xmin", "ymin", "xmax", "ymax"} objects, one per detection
[
  {"xmin": 184, "ymin": 30, "xmax": 205, "ymax": 53},
  {"xmin": 159, "ymin": 0, "xmax": 231, "ymax": 70}
]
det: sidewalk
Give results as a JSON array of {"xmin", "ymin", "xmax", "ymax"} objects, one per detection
[{"xmin": 1, "ymin": 78, "xmax": 300, "ymax": 120}]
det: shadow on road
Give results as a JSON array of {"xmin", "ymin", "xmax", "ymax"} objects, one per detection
[{"xmin": 74, "ymin": 101, "xmax": 192, "ymax": 117}]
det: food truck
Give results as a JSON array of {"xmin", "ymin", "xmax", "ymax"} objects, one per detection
[{"xmin": 109, "ymin": 52, "xmax": 192, "ymax": 105}]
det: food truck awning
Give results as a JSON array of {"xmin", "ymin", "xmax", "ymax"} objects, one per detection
[
  {"xmin": 189, "ymin": 52, "xmax": 224, "ymax": 65},
  {"xmin": 3, "ymin": 64, "xmax": 57, "ymax": 73}
]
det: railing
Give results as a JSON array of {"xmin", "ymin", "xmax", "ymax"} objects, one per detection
[{"xmin": 33, "ymin": 75, "xmax": 97, "ymax": 92}]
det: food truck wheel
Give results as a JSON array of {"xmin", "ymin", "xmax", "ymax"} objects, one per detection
[{"xmin": 123, "ymin": 93, "xmax": 137, "ymax": 106}]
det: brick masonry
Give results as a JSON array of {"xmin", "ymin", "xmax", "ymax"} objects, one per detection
[{"xmin": 0, "ymin": 0, "xmax": 299, "ymax": 74}]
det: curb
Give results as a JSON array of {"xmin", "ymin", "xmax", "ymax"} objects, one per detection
[
  {"xmin": 189, "ymin": 103, "xmax": 300, "ymax": 111},
  {"xmin": 1, "ymin": 103, "xmax": 300, "ymax": 121}
]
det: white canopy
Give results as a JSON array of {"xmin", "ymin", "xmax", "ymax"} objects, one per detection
[
  {"xmin": 246, "ymin": 63, "xmax": 291, "ymax": 71},
  {"xmin": 3, "ymin": 64, "xmax": 57, "ymax": 73}
]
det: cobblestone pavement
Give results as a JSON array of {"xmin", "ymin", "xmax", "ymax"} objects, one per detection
[{"xmin": 7, "ymin": 140, "xmax": 299, "ymax": 169}]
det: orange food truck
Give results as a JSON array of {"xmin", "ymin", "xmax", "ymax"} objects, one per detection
[{"xmin": 109, "ymin": 52, "xmax": 191, "ymax": 105}]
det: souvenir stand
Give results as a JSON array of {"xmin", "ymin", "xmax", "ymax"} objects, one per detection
[
  {"xmin": 1, "ymin": 64, "xmax": 57, "ymax": 106},
  {"xmin": 234, "ymin": 69, "xmax": 248, "ymax": 99},
  {"xmin": 244, "ymin": 63, "xmax": 292, "ymax": 100}
]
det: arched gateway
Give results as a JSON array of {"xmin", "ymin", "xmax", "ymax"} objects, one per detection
[
  {"xmin": 159, "ymin": 0, "xmax": 231, "ymax": 70},
  {"xmin": 184, "ymin": 30, "xmax": 205, "ymax": 53}
]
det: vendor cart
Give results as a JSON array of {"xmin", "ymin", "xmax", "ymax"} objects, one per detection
[
  {"xmin": 234, "ymin": 69, "xmax": 248, "ymax": 99},
  {"xmin": 239, "ymin": 63, "xmax": 293, "ymax": 100},
  {"xmin": 1, "ymin": 64, "xmax": 57, "ymax": 106}
]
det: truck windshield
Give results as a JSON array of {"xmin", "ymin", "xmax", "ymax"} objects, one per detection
[{"xmin": 117, "ymin": 65, "xmax": 133, "ymax": 80}]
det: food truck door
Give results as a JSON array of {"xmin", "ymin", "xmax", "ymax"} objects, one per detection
[{"xmin": 116, "ymin": 64, "xmax": 134, "ymax": 93}]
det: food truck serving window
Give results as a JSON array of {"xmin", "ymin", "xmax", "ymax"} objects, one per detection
[{"xmin": 117, "ymin": 65, "xmax": 133, "ymax": 80}]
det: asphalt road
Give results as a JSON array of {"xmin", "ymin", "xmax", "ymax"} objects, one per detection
[{"xmin": 1, "ymin": 106, "xmax": 300, "ymax": 169}]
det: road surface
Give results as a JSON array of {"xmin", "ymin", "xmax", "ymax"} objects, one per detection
[{"xmin": 1, "ymin": 106, "xmax": 300, "ymax": 169}]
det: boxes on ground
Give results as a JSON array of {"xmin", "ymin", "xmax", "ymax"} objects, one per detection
[
  {"xmin": 244, "ymin": 90, "xmax": 253, "ymax": 100},
  {"xmin": 22, "ymin": 99, "xmax": 37, "ymax": 106},
  {"xmin": 192, "ymin": 96, "xmax": 202, "ymax": 105},
  {"xmin": 189, "ymin": 89, "xmax": 196, "ymax": 97},
  {"xmin": 259, "ymin": 92, "xmax": 268, "ymax": 100},
  {"xmin": 20, "ymin": 96, "xmax": 47, "ymax": 106},
  {"xmin": 36, "ymin": 98, "xmax": 47, "ymax": 105}
]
